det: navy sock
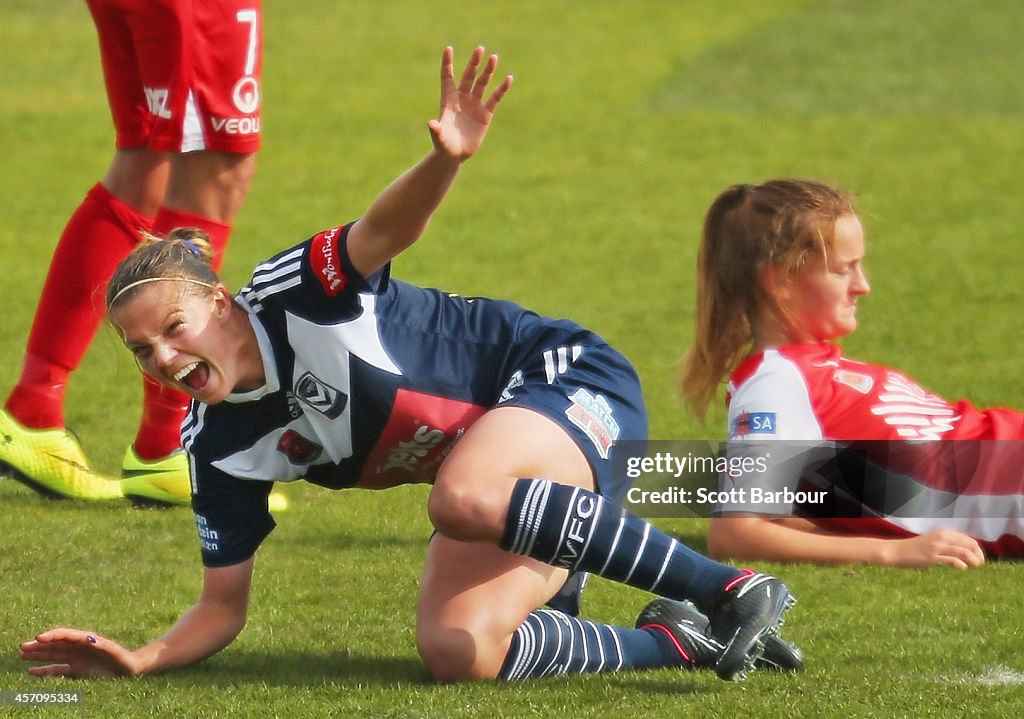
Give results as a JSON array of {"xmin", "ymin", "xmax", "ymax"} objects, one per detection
[
  {"xmin": 501, "ymin": 478, "xmax": 741, "ymax": 602},
  {"xmin": 498, "ymin": 609, "xmax": 682, "ymax": 680}
]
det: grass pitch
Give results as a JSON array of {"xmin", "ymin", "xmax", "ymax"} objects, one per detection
[{"xmin": 2, "ymin": 1, "xmax": 1023, "ymax": 717}]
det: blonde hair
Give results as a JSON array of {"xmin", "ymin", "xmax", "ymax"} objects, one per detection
[
  {"xmin": 680, "ymin": 179, "xmax": 855, "ymax": 420},
  {"xmin": 106, "ymin": 227, "xmax": 219, "ymax": 312}
]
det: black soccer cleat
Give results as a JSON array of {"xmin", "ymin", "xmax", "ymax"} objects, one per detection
[
  {"xmin": 756, "ymin": 632, "xmax": 804, "ymax": 672},
  {"xmin": 636, "ymin": 598, "xmax": 803, "ymax": 673},
  {"xmin": 636, "ymin": 598, "xmax": 722, "ymax": 668},
  {"xmin": 699, "ymin": 570, "xmax": 796, "ymax": 681}
]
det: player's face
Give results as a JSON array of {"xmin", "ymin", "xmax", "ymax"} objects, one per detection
[
  {"xmin": 110, "ymin": 280, "xmax": 254, "ymax": 405},
  {"xmin": 777, "ymin": 213, "xmax": 871, "ymax": 343}
]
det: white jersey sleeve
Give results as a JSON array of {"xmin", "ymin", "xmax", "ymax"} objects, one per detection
[
  {"xmin": 727, "ymin": 349, "xmax": 824, "ymax": 441},
  {"xmin": 718, "ymin": 350, "xmax": 829, "ymax": 516}
]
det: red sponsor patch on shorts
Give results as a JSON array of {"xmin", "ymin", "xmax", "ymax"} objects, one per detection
[{"xmin": 310, "ymin": 227, "xmax": 348, "ymax": 296}]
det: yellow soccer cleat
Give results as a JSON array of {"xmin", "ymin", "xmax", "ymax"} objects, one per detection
[
  {"xmin": 121, "ymin": 446, "xmax": 192, "ymax": 506},
  {"xmin": 121, "ymin": 446, "xmax": 289, "ymax": 512},
  {"xmin": 0, "ymin": 409, "xmax": 123, "ymax": 500}
]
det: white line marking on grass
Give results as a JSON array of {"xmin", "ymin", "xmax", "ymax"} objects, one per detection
[{"xmin": 947, "ymin": 666, "xmax": 1024, "ymax": 686}]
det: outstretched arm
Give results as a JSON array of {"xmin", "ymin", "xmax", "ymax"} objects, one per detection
[
  {"xmin": 707, "ymin": 516, "xmax": 986, "ymax": 569},
  {"xmin": 346, "ymin": 45, "xmax": 513, "ymax": 278},
  {"xmin": 20, "ymin": 559, "xmax": 254, "ymax": 678}
]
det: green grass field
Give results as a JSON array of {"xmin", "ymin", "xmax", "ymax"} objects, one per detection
[{"xmin": 2, "ymin": 0, "xmax": 1024, "ymax": 716}]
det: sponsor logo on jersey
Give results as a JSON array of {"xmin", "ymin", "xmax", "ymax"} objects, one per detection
[
  {"xmin": 834, "ymin": 369, "xmax": 874, "ymax": 394},
  {"xmin": 730, "ymin": 411, "xmax": 777, "ymax": 438},
  {"xmin": 309, "ymin": 227, "xmax": 348, "ymax": 296},
  {"xmin": 295, "ymin": 371, "xmax": 347, "ymax": 419},
  {"xmin": 286, "ymin": 393, "xmax": 303, "ymax": 419},
  {"xmin": 564, "ymin": 388, "xmax": 620, "ymax": 459},
  {"xmin": 360, "ymin": 389, "xmax": 487, "ymax": 487},
  {"xmin": 277, "ymin": 429, "xmax": 324, "ymax": 464},
  {"xmin": 211, "ymin": 115, "xmax": 261, "ymax": 136},
  {"xmin": 380, "ymin": 424, "xmax": 451, "ymax": 474},
  {"xmin": 195, "ymin": 514, "xmax": 220, "ymax": 553},
  {"xmin": 232, "ymin": 76, "xmax": 260, "ymax": 114},
  {"xmin": 144, "ymin": 87, "xmax": 172, "ymax": 119},
  {"xmin": 498, "ymin": 370, "xmax": 525, "ymax": 403}
]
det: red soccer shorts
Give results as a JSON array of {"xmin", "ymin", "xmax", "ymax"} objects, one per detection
[{"xmin": 86, "ymin": 0, "xmax": 262, "ymax": 154}]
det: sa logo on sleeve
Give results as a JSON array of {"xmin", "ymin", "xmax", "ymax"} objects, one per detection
[{"xmin": 730, "ymin": 411, "xmax": 777, "ymax": 438}]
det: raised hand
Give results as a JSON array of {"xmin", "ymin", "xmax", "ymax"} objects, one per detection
[
  {"xmin": 428, "ymin": 45, "xmax": 513, "ymax": 161},
  {"xmin": 20, "ymin": 628, "xmax": 140, "ymax": 678}
]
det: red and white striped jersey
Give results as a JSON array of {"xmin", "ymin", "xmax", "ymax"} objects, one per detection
[
  {"xmin": 727, "ymin": 344, "xmax": 1023, "ymax": 442},
  {"xmin": 725, "ymin": 343, "xmax": 1024, "ymax": 556}
]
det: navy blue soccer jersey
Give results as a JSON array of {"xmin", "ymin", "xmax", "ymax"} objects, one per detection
[{"xmin": 185, "ymin": 222, "xmax": 647, "ymax": 567}]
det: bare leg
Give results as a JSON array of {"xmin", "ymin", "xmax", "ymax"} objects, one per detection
[
  {"xmin": 417, "ymin": 537, "xmax": 570, "ymax": 681},
  {"xmin": 419, "ymin": 406, "xmax": 594, "ymax": 680}
]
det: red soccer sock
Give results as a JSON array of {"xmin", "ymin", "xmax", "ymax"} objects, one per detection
[
  {"xmin": 6, "ymin": 183, "xmax": 152, "ymax": 429},
  {"xmin": 132, "ymin": 208, "xmax": 232, "ymax": 459},
  {"xmin": 133, "ymin": 375, "xmax": 193, "ymax": 461}
]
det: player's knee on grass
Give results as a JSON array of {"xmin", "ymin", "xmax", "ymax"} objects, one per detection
[{"xmin": 416, "ymin": 621, "xmax": 506, "ymax": 682}]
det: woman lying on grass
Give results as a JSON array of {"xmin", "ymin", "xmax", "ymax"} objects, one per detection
[{"xmin": 682, "ymin": 179, "xmax": 1024, "ymax": 568}]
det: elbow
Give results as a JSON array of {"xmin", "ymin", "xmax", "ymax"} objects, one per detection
[{"xmin": 226, "ymin": 613, "xmax": 248, "ymax": 642}]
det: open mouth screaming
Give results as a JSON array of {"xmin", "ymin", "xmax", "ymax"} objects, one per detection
[{"xmin": 174, "ymin": 361, "xmax": 211, "ymax": 392}]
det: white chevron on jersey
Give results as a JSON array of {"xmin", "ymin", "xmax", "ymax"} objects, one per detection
[{"xmin": 285, "ymin": 294, "xmax": 401, "ymax": 464}]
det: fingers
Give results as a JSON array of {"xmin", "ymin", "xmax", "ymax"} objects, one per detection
[
  {"xmin": 952, "ymin": 538, "xmax": 986, "ymax": 568},
  {"xmin": 448, "ymin": 45, "xmax": 511, "ymax": 110},
  {"xmin": 27, "ymin": 628, "xmax": 100, "ymax": 647},
  {"xmin": 439, "ymin": 46, "xmax": 455, "ymax": 94},
  {"xmin": 20, "ymin": 642, "xmax": 91, "ymax": 662},
  {"xmin": 471, "ymin": 53, "xmax": 498, "ymax": 99},
  {"xmin": 938, "ymin": 554, "xmax": 971, "ymax": 570},
  {"xmin": 896, "ymin": 530, "xmax": 987, "ymax": 569},
  {"xmin": 485, "ymin": 75, "xmax": 514, "ymax": 113},
  {"xmin": 925, "ymin": 530, "xmax": 986, "ymax": 569},
  {"xmin": 20, "ymin": 629, "xmax": 112, "ymax": 674},
  {"xmin": 28, "ymin": 664, "xmax": 75, "ymax": 678},
  {"xmin": 938, "ymin": 529, "xmax": 986, "ymax": 568},
  {"xmin": 456, "ymin": 45, "xmax": 486, "ymax": 95}
]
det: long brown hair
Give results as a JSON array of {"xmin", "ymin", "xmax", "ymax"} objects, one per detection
[{"xmin": 680, "ymin": 179, "xmax": 855, "ymax": 420}]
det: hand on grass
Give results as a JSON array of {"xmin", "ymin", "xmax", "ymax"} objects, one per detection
[
  {"xmin": 20, "ymin": 628, "xmax": 139, "ymax": 678},
  {"xmin": 428, "ymin": 45, "xmax": 513, "ymax": 161},
  {"xmin": 888, "ymin": 528, "xmax": 986, "ymax": 569}
]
